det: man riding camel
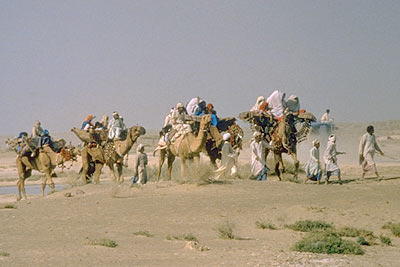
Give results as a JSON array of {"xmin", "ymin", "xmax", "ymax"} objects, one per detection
[{"xmin": 108, "ymin": 112, "xmax": 127, "ymax": 140}]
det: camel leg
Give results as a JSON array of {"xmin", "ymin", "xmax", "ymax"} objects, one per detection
[
  {"xmin": 157, "ymin": 149, "xmax": 166, "ymax": 181},
  {"xmin": 80, "ymin": 149, "xmax": 90, "ymax": 184},
  {"xmin": 93, "ymin": 163, "xmax": 103, "ymax": 184},
  {"xmin": 290, "ymin": 153, "xmax": 299, "ymax": 179},
  {"xmin": 167, "ymin": 154, "xmax": 175, "ymax": 181},
  {"xmin": 117, "ymin": 163, "xmax": 124, "ymax": 184},
  {"xmin": 274, "ymin": 153, "xmax": 284, "ymax": 181},
  {"xmin": 17, "ymin": 178, "xmax": 27, "ymax": 201},
  {"xmin": 109, "ymin": 164, "xmax": 119, "ymax": 184},
  {"xmin": 42, "ymin": 171, "xmax": 55, "ymax": 196},
  {"xmin": 180, "ymin": 158, "xmax": 187, "ymax": 179}
]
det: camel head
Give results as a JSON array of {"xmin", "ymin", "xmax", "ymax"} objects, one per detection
[
  {"xmin": 199, "ymin": 114, "xmax": 212, "ymax": 130},
  {"xmin": 129, "ymin": 126, "xmax": 146, "ymax": 141}
]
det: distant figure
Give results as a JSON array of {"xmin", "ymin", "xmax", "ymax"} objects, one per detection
[
  {"xmin": 132, "ymin": 144, "xmax": 148, "ymax": 184},
  {"xmin": 186, "ymin": 97, "xmax": 201, "ymax": 116},
  {"xmin": 304, "ymin": 139, "xmax": 322, "ymax": 184},
  {"xmin": 81, "ymin": 114, "xmax": 95, "ymax": 130},
  {"xmin": 359, "ymin": 125, "xmax": 384, "ymax": 178},
  {"xmin": 323, "ymin": 134, "xmax": 345, "ymax": 185},
  {"xmin": 250, "ymin": 96, "xmax": 265, "ymax": 112},
  {"xmin": 31, "ymin": 120, "xmax": 44, "ymax": 138},
  {"xmin": 266, "ymin": 90, "xmax": 286, "ymax": 119},
  {"xmin": 250, "ymin": 131, "xmax": 270, "ymax": 181},
  {"xmin": 214, "ymin": 133, "xmax": 237, "ymax": 180},
  {"xmin": 320, "ymin": 109, "xmax": 333, "ymax": 123},
  {"xmin": 108, "ymin": 112, "xmax": 127, "ymax": 140}
]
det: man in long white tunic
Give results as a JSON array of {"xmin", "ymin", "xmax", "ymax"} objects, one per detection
[
  {"xmin": 250, "ymin": 131, "xmax": 270, "ymax": 181},
  {"xmin": 266, "ymin": 90, "xmax": 286, "ymax": 119},
  {"xmin": 304, "ymin": 139, "xmax": 322, "ymax": 183},
  {"xmin": 359, "ymin": 125, "xmax": 384, "ymax": 178},
  {"xmin": 324, "ymin": 134, "xmax": 345, "ymax": 185},
  {"xmin": 214, "ymin": 133, "xmax": 237, "ymax": 180}
]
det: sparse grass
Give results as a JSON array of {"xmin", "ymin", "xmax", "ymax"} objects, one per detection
[
  {"xmin": 0, "ymin": 252, "xmax": 10, "ymax": 257},
  {"xmin": 256, "ymin": 219, "xmax": 277, "ymax": 230},
  {"xmin": 337, "ymin": 227, "xmax": 374, "ymax": 238},
  {"xmin": 165, "ymin": 233, "xmax": 199, "ymax": 243},
  {"xmin": 382, "ymin": 222, "xmax": 400, "ymax": 237},
  {"xmin": 217, "ymin": 221, "xmax": 235, "ymax": 239},
  {"xmin": 293, "ymin": 230, "xmax": 364, "ymax": 255},
  {"xmin": 379, "ymin": 235, "xmax": 392, "ymax": 246},
  {"xmin": 87, "ymin": 238, "xmax": 118, "ymax": 248},
  {"xmin": 133, "ymin": 231, "xmax": 153, "ymax": 237},
  {"xmin": 0, "ymin": 204, "xmax": 16, "ymax": 209},
  {"xmin": 286, "ymin": 220, "xmax": 333, "ymax": 232}
]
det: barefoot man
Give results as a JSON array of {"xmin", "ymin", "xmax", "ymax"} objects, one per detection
[{"xmin": 359, "ymin": 125, "xmax": 384, "ymax": 178}]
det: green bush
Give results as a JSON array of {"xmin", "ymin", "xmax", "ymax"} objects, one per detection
[
  {"xmin": 383, "ymin": 222, "xmax": 400, "ymax": 237},
  {"xmin": 379, "ymin": 235, "xmax": 392, "ymax": 246},
  {"xmin": 294, "ymin": 230, "xmax": 364, "ymax": 255},
  {"xmin": 286, "ymin": 220, "xmax": 333, "ymax": 232},
  {"xmin": 357, "ymin": 237, "xmax": 370, "ymax": 246}
]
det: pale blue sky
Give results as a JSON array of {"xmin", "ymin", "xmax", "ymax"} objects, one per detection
[{"xmin": 1, "ymin": 0, "xmax": 399, "ymax": 135}]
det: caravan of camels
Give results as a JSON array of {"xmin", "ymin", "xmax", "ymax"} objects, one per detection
[{"xmin": 6, "ymin": 91, "xmax": 356, "ymax": 200}]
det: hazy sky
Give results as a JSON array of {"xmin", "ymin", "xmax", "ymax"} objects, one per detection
[{"xmin": 1, "ymin": 0, "xmax": 399, "ymax": 135}]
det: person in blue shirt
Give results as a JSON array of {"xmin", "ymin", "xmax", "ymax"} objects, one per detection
[
  {"xmin": 206, "ymin": 103, "xmax": 219, "ymax": 127},
  {"xmin": 38, "ymin": 129, "xmax": 54, "ymax": 150}
]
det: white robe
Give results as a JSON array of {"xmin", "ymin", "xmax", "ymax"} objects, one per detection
[
  {"xmin": 186, "ymin": 98, "xmax": 199, "ymax": 116},
  {"xmin": 324, "ymin": 140, "xmax": 339, "ymax": 172},
  {"xmin": 250, "ymin": 139, "xmax": 269, "ymax": 176},
  {"xmin": 359, "ymin": 133, "xmax": 382, "ymax": 172},
  {"xmin": 304, "ymin": 146, "xmax": 321, "ymax": 177},
  {"xmin": 266, "ymin": 90, "xmax": 286, "ymax": 118}
]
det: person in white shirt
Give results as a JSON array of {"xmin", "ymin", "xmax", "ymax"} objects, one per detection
[{"xmin": 359, "ymin": 125, "xmax": 384, "ymax": 178}]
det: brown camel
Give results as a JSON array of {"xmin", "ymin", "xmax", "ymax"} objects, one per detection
[
  {"xmin": 73, "ymin": 126, "xmax": 146, "ymax": 184},
  {"xmin": 16, "ymin": 146, "xmax": 58, "ymax": 201},
  {"xmin": 157, "ymin": 114, "xmax": 212, "ymax": 181}
]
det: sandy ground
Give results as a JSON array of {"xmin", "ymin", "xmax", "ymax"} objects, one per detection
[{"xmin": 0, "ymin": 121, "xmax": 399, "ymax": 266}]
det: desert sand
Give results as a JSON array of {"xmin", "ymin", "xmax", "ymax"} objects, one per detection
[{"xmin": 0, "ymin": 121, "xmax": 399, "ymax": 266}]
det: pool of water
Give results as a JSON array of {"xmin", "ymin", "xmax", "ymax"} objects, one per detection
[{"xmin": 0, "ymin": 184, "xmax": 67, "ymax": 195}]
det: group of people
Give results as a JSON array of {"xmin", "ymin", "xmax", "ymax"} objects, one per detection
[
  {"xmin": 250, "ymin": 90, "xmax": 301, "ymax": 120},
  {"xmin": 304, "ymin": 125, "xmax": 384, "ymax": 184},
  {"xmin": 160, "ymin": 97, "xmax": 222, "ymax": 147},
  {"xmin": 80, "ymin": 112, "xmax": 127, "ymax": 140},
  {"xmin": 16, "ymin": 121, "xmax": 55, "ymax": 159}
]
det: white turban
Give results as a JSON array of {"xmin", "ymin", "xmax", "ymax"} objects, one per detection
[
  {"xmin": 176, "ymin": 102, "xmax": 184, "ymax": 108},
  {"xmin": 312, "ymin": 139, "xmax": 320, "ymax": 146},
  {"xmin": 223, "ymin": 133, "xmax": 231, "ymax": 141},
  {"xmin": 253, "ymin": 131, "xmax": 262, "ymax": 138},
  {"xmin": 137, "ymin": 144, "xmax": 144, "ymax": 152},
  {"xmin": 328, "ymin": 134, "xmax": 336, "ymax": 142}
]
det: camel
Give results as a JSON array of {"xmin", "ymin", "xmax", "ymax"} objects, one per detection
[
  {"xmin": 156, "ymin": 114, "xmax": 212, "ymax": 181},
  {"xmin": 72, "ymin": 126, "xmax": 146, "ymax": 184},
  {"xmin": 15, "ymin": 146, "xmax": 58, "ymax": 200},
  {"xmin": 5, "ymin": 138, "xmax": 73, "ymax": 200},
  {"xmin": 239, "ymin": 111, "xmax": 315, "ymax": 180}
]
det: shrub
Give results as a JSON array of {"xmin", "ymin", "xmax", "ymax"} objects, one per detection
[
  {"xmin": 293, "ymin": 230, "xmax": 364, "ymax": 255},
  {"xmin": 217, "ymin": 221, "xmax": 235, "ymax": 239},
  {"xmin": 379, "ymin": 235, "xmax": 392, "ymax": 246},
  {"xmin": 286, "ymin": 220, "xmax": 333, "ymax": 232},
  {"xmin": 255, "ymin": 220, "xmax": 277, "ymax": 230},
  {"xmin": 0, "ymin": 252, "xmax": 10, "ymax": 257},
  {"xmin": 382, "ymin": 222, "xmax": 400, "ymax": 237},
  {"xmin": 87, "ymin": 238, "xmax": 118, "ymax": 248},
  {"xmin": 133, "ymin": 231, "xmax": 153, "ymax": 237}
]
